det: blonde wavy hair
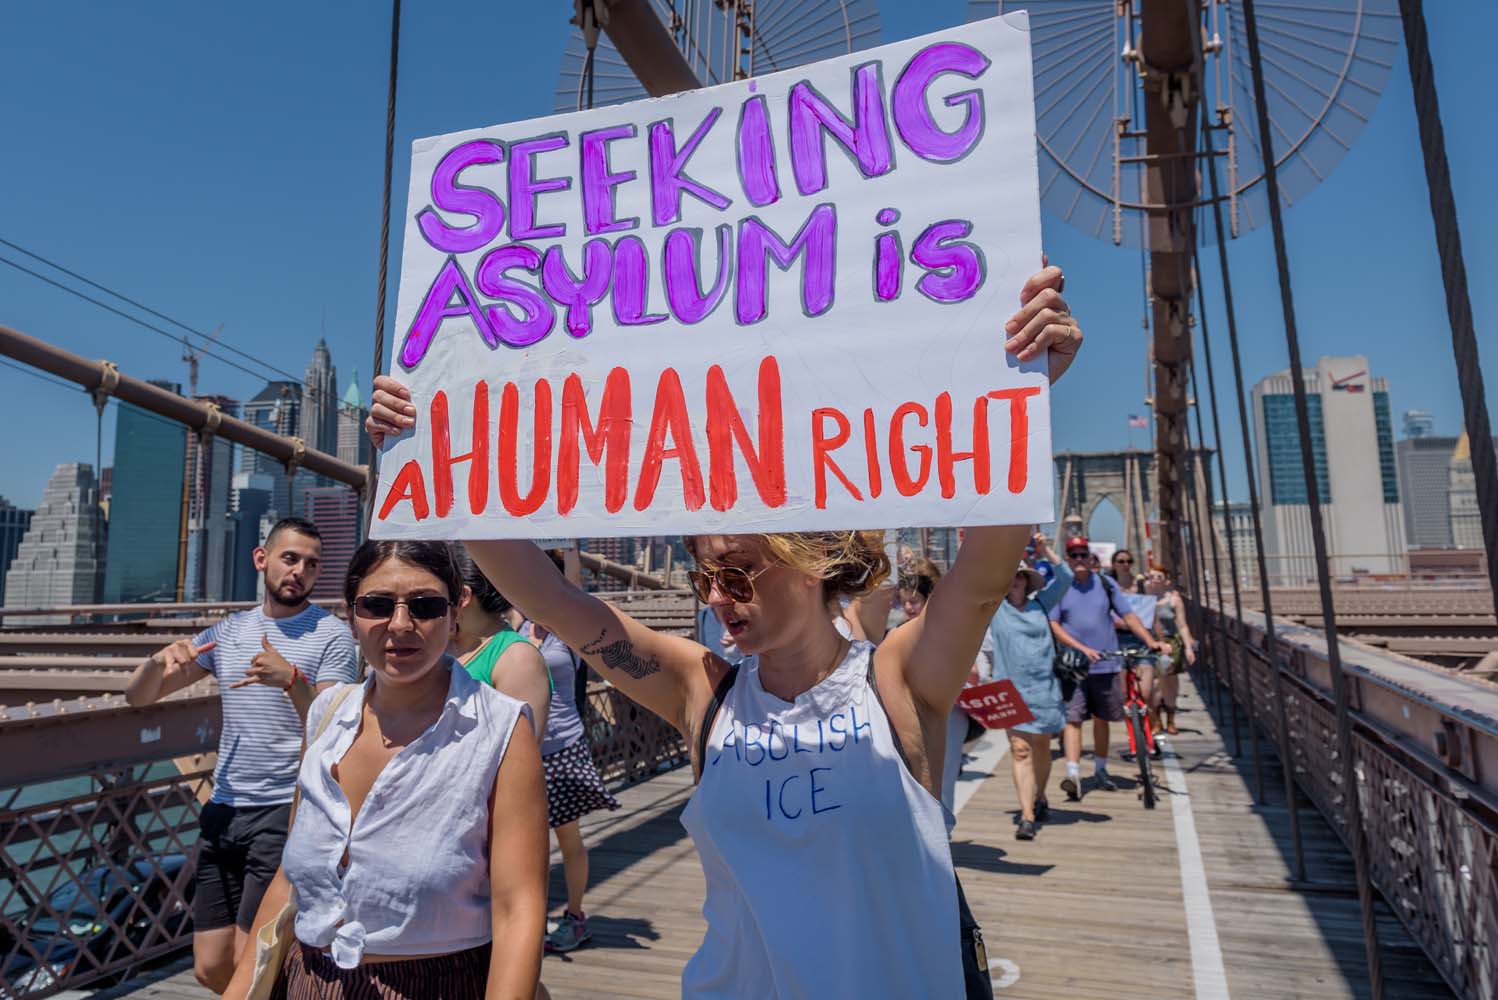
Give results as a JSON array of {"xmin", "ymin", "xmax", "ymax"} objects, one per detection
[{"xmin": 687, "ymin": 531, "xmax": 891, "ymax": 600}]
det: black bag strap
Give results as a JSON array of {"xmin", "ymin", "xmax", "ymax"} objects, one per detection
[{"xmin": 695, "ymin": 665, "xmax": 740, "ymax": 778}]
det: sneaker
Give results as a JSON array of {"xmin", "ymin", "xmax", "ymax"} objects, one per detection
[
  {"xmin": 1034, "ymin": 796, "xmax": 1050, "ymax": 823},
  {"xmin": 1095, "ymin": 771, "xmax": 1119, "ymax": 792},
  {"xmin": 1015, "ymin": 819, "xmax": 1037, "ymax": 841},
  {"xmin": 1060, "ymin": 775, "xmax": 1081, "ymax": 802},
  {"xmin": 544, "ymin": 912, "xmax": 591, "ymax": 953}
]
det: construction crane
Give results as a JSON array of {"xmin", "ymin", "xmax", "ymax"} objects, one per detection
[
  {"xmin": 176, "ymin": 323, "xmax": 224, "ymax": 600},
  {"xmin": 181, "ymin": 323, "xmax": 224, "ymax": 398}
]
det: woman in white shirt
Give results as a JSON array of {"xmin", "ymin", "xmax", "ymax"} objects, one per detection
[
  {"xmin": 223, "ymin": 540, "xmax": 547, "ymax": 1000},
  {"xmin": 367, "ymin": 262, "xmax": 1082, "ymax": 997}
]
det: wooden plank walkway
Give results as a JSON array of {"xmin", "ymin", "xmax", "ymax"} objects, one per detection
[{"xmin": 97, "ymin": 674, "xmax": 1452, "ymax": 999}]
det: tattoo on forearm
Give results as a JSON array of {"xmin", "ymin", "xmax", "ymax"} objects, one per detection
[{"xmin": 581, "ymin": 630, "xmax": 661, "ymax": 680}]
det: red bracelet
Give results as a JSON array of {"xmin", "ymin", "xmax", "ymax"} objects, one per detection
[{"xmin": 283, "ymin": 666, "xmax": 302, "ymax": 692}]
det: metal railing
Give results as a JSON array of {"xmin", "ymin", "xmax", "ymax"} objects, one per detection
[
  {"xmin": 0, "ymin": 683, "xmax": 685, "ymax": 997},
  {"xmin": 1197, "ymin": 602, "xmax": 1498, "ymax": 998}
]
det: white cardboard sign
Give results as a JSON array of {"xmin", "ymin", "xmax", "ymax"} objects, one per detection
[{"xmin": 372, "ymin": 14, "xmax": 1050, "ymax": 540}]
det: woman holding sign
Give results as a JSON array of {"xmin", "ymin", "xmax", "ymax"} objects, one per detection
[
  {"xmin": 987, "ymin": 532, "xmax": 1072, "ymax": 841},
  {"xmin": 367, "ymin": 264, "xmax": 1081, "ymax": 998}
]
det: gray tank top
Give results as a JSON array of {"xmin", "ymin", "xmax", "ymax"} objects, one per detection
[{"xmin": 1157, "ymin": 597, "xmax": 1179, "ymax": 638}]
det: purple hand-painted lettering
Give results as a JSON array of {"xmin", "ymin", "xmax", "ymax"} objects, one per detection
[
  {"xmin": 579, "ymin": 124, "xmax": 640, "ymax": 236},
  {"xmin": 416, "ymin": 140, "xmax": 506, "ymax": 254},
  {"xmin": 399, "ymin": 257, "xmax": 498, "ymax": 369},
  {"xmin": 663, "ymin": 226, "xmax": 733, "ymax": 324},
  {"xmin": 649, "ymin": 109, "xmax": 733, "ymax": 226},
  {"xmin": 508, "ymin": 134, "xmax": 571, "ymax": 240},
  {"xmin": 475, "ymin": 244, "xmax": 555, "ymax": 347},
  {"xmin": 788, "ymin": 63, "xmax": 894, "ymax": 196},
  {"xmin": 736, "ymin": 96, "xmax": 780, "ymax": 207},
  {"xmin": 542, "ymin": 239, "xmax": 614, "ymax": 338},
  {"xmin": 892, "ymin": 42, "xmax": 990, "ymax": 162},
  {"xmin": 911, "ymin": 219, "xmax": 985, "ymax": 303},
  {"xmin": 612, "ymin": 236, "xmax": 669, "ymax": 326},
  {"xmin": 735, "ymin": 204, "xmax": 837, "ymax": 325}
]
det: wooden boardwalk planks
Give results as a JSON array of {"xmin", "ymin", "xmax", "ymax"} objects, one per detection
[{"xmin": 105, "ymin": 675, "xmax": 1452, "ymax": 999}]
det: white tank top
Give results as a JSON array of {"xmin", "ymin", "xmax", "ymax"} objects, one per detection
[{"xmin": 680, "ymin": 640, "xmax": 961, "ymax": 998}]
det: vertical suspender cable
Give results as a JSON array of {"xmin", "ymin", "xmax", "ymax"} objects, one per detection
[
  {"xmin": 1241, "ymin": 1, "xmax": 1384, "ymax": 991},
  {"xmin": 363, "ymin": 0, "xmax": 403, "ymax": 531},
  {"xmin": 1397, "ymin": 0, "xmax": 1498, "ymax": 612},
  {"xmin": 1191, "ymin": 213, "xmax": 1307, "ymax": 879}
]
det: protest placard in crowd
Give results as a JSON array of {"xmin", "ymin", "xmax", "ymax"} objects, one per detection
[{"xmin": 372, "ymin": 14, "xmax": 1047, "ymax": 540}]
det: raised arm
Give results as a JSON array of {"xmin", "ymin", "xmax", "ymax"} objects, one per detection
[
  {"xmin": 874, "ymin": 259, "xmax": 1082, "ymax": 712},
  {"xmin": 469, "ymin": 540, "xmax": 719, "ymax": 736},
  {"xmin": 125, "ymin": 637, "xmax": 213, "ymax": 706},
  {"xmin": 881, "ymin": 526, "xmax": 1029, "ymax": 712}
]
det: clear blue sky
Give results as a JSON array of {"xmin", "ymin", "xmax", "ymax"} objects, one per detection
[{"xmin": 2, "ymin": 1, "xmax": 1493, "ymax": 546}]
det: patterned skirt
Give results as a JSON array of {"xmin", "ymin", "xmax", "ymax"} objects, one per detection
[
  {"xmin": 271, "ymin": 941, "xmax": 490, "ymax": 1000},
  {"xmin": 543, "ymin": 739, "xmax": 621, "ymax": 829}
]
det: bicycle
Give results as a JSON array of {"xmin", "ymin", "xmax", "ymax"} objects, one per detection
[{"xmin": 1119, "ymin": 646, "xmax": 1159, "ymax": 809}]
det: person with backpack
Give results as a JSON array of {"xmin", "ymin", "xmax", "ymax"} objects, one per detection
[
  {"xmin": 1048, "ymin": 537, "xmax": 1166, "ymax": 800},
  {"xmin": 367, "ymin": 261, "xmax": 1082, "ymax": 998}
]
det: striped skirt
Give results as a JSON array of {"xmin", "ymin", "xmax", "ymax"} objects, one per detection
[{"xmin": 270, "ymin": 941, "xmax": 490, "ymax": 999}]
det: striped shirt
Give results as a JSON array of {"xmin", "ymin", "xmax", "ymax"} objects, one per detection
[{"xmin": 194, "ymin": 605, "xmax": 359, "ymax": 806}]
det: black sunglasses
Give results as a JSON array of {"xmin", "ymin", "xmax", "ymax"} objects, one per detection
[
  {"xmin": 1066, "ymin": 550, "xmax": 1091, "ymax": 560},
  {"xmin": 688, "ymin": 565, "xmax": 768, "ymax": 604},
  {"xmin": 1115, "ymin": 557, "xmax": 1134, "ymax": 565},
  {"xmin": 353, "ymin": 594, "xmax": 452, "ymax": 621}
]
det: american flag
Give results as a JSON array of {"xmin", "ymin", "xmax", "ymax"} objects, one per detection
[{"xmin": 1128, "ymin": 414, "xmax": 1148, "ymax": 429}]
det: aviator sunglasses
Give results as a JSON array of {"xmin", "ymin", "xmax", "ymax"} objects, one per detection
[
  {"xmin": 687, "ymin": 564, "xmax": 770, "ymax": 604},
  {"xmin": 352, "ymin": 594, "xmax": 452, "ymax": 621}
]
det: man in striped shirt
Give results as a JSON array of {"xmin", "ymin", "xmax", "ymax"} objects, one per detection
[{"xmin": 125, "ymin": 517, "xmax": 358, "ymax": 992}]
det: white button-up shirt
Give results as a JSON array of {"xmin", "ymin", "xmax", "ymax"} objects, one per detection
[{"xmin": 281, "ymin": 661, "xmax": 531, "ymax": 967}]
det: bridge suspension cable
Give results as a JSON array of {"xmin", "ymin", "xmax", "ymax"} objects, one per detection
[
  {"xmin": 1241, "ymin": 0, "xmax": 1385, "ymax": 992},
  {"xmin": 364, "ymin": 0, "xmax": 402, "ymax": 522}
]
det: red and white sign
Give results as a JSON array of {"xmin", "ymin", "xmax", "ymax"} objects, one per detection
[
  {"xmin": 370, "ymin": 15, "xmax": 1050, "ymax": 540},
  {"xmin": 956, "ymin": 679, "xmax": 1034, "ymax": 730}
]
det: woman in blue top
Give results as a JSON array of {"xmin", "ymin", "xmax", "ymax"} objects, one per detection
[{"xmin": 987, "ymin": 532, "xmax": 1072, "ymax": 841}]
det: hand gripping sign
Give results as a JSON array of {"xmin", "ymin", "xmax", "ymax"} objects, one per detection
[{"xmin": 372, "ymin": 14, "xmax": 1050, "ymax": 541}]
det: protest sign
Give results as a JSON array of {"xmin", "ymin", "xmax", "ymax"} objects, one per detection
[
  {"xmin": 372, "ymin": 14, "xmax": 1049, "ymax": 541},
  {"xmin": 957, "ymin": 679, "xmax": 1035, "ymax": 730}
]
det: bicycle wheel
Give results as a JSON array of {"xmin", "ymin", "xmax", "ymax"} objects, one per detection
[{"xmin": 1128, "ymin": 706, "xmax": 1157, "ymax": 809}]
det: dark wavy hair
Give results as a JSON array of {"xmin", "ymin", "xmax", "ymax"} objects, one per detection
[
  {"xmin": 454, "ymin": 545, "xmax": 512, "ymax": 616},
  {"xmin": 343, "ymin": 540, "xmax": 464, "ymax": 607}
]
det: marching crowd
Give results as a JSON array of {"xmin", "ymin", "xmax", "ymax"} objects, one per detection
[{"xmin": 123, "ymin": 263, "xmax": 1185, "ymax": 999}]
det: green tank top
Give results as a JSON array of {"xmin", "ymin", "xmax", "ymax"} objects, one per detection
[{"xmin": 460, "ymin": 626, "xmax": 553, "ymax": 692}]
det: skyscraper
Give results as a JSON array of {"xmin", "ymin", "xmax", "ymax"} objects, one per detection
[
  {"xmin": 0, "ymin": 496, "xmax": 36, "ymax": 606},
  {"xmin": 240, "ymin": 380, "xmax": 301, "ymax": 517},
  {"xmin": 337, "ymin": 371, "xmax": 370, "ymax": 469},
  {"xmin": 302, "ymin": 339, "xmax": 338, "ymax": 458},
  {"xmin": 1209, "ymin": 500, "xmax": 1258, "ymax": 588},
  {"xmin": 103, "ymin": 386, "xmax": 188, "ymax": 603},
  {"xmin": 227, "ymin": 472, "xmax": 273, "ymax": 601},
  {"xmin": 184, "ymin": 396, "xmax": 238, "ymax": 601},
  {"xmin": 1402, "ymin": 410, "xmax": 1436, "ymax": 439},
  {"xmin": 5, "ymin": 464, "xmax": 104, "ymax": 613},
  {"xmin": 1251, "ymin": 356, "xmax": 1405, "ymax": 585},
  {"xmin": 1396, "ymin": 435, "xmax": 1458, "ymax": 549},
  {"xmin": 303, "ymin": 487, "xmax": 361, "ymax": 603},
  {"xmin": 1450, "ymin": 433, "xmax": 1485, "ymax": 550}
]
